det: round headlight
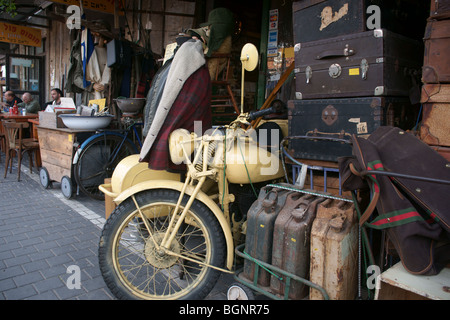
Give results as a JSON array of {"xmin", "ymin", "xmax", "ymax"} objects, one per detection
[{"xmin": 168, "ymin": 129, "xmax": 194, "ymax": 164}]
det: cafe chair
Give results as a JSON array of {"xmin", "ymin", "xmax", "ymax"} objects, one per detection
[{"xmin": 2, "ymin": 120, "xmax": 40, "ymax": 181}]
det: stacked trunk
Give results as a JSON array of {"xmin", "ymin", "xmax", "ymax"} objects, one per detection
[
  {"xmin": 420, "ymin": 1, "xmax": 450, "ymax": 161},
  {"xmin": 288, "ymin": 0, "xmax": 428, "ymax": 162}
]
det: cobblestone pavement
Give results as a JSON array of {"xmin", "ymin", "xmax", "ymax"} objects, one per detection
[{"xmin": 0, "ymin": 157, "xmax": 234, "ymax": 300}]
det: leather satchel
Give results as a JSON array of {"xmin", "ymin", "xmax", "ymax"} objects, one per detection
[{"xmin": 339, "ymin": 126, "xmax": 450, "ymax": 275}]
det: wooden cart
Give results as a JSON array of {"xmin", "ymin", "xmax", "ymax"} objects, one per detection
[{"xmin": 37, "ymin": 126, "xmax": 93, "ymax": 199}]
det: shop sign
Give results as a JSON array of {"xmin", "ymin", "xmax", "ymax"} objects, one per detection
[
  {"xmin": 0, "ymin": 23, "xmax": 42, "ymax": 47},
  {"xmin": 11, "ymin": 57, "xmax": 33, "ymax": 67}
]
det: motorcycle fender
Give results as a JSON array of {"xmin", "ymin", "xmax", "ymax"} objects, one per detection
[{"xmin": 113, "ymin": 180, "xmax": 234, "ymax": 271}]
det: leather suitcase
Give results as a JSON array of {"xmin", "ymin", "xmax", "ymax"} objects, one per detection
[
  {"xmin": 422, "ymin": 19, "xmax": 450, "ymax": 84},
  {"xmin": 420, "ymin": 84, "xmax": 450, "ymax": 147},
  {"xmin": 292, "ymin": 0, "xmax": 428, "ymax": 43},
  {"xmin": 287, "ymin": 97, "xmax": 417, "ymax": 162},
  {"xmin": 294, "ymin": 29, "xmax": 423, "ymax": 100},
  {"xmin": 430, "ymin": 0, "xmax": 450, "ymax": 19}
]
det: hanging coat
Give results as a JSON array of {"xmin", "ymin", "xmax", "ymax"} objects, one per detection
[
  {"xmin": 139, "ymin": 39, "xmax": 212, "ymax": 171},
  {"xmin": 65, "ymin": 31, "xmax": 85, "ymax": 94}
]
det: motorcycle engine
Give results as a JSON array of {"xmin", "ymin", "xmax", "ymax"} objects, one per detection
[{"xmin": 229, "ymin": 182, "xmax": 266, "ymax": 222}]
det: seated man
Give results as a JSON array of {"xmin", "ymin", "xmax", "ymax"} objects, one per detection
[
  {"xmin": 18, "ymin": 92, "xmax": 40, "ymax": 114},
  {"xmin": 1, "ymin": 90, "xmax": 23, "ymax": 110},
  {"xmin": 43, "ymin": 88, "xmax": 63, "ymax": 110}
]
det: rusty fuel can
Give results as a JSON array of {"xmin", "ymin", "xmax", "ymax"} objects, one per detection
[
  {"xmin": 309, "ymin": 198, "xmax": 358, "ymax": 300},
  {"xmin": 270, "ymin": 192, "xmax": 324, "ymax": 299},
  {"xmin": 242, "ymin": 186, "xmax": 292, "ymax": 287}
]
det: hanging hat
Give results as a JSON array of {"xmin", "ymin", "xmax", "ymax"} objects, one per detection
[
  {"xmin": 198, "ymin": 7, "xmax": 234, "ymax": 57},
  {"xmin": 187, "ymin": 26, "xmax": 210, "ymax": 44},
  {"xmin": 200, "ymin": 7, "xmax": 234, "ymax": 28}
]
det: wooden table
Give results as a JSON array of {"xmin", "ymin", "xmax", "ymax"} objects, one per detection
[
  {"xmin": 0, "ymin": 112, "xmax": 39, "ymax": 123},
  {"xmin": 0, "ymin": 113, "xmax": 40, "ymax": 137}
]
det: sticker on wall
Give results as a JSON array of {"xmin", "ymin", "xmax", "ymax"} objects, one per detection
[
  {"xmin": 268, "ymin": 30, "xmax": 278, "ymax": 49},
  {"xmin": 268, "ymin": 8, "xmax": 278, "ymax": 49},
  {"xmin": 269, "ymin": 9, "xmax": 278, "ymax": 30}
]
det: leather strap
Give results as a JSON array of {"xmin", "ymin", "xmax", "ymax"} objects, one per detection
[{"xmin": 350, "ymin": 163, "xmax": 380, "ymax": 226}]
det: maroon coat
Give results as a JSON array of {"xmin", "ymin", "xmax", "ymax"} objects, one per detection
[{"xmin": 140, "ymin": 65, "xmax": 212, "ymax": 172}]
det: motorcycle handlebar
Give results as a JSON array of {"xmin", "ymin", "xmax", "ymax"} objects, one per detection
[{"xmin": 247, "ymin": 106, "xmax": 277, "ymax": 121}]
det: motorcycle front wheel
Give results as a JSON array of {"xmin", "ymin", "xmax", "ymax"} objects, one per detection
[{"xmin": 98, "ymin": 189, "xmax": 226, "ymax": 300}]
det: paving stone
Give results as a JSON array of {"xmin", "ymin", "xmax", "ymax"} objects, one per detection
[
  {"xmin": 22, "ymin": 259, "xmax": 50, "ymax": 273},
  {"xmin": 33, "ymin": 276, "xmax": 66, "ymax": 294},
  {"xmin": 0, "ymin": 278, "xmax": 17, "ymax": 292},
  {"xmin": 54, "ymin": 285, "xmax": 86, "ymax": 300},
  {"xmin": 3, "ymin": 284, "xmax": 38, "ymax": 300},
  {"xmin": 3, "ymin": 255, "xmax": 31, "ymax": 268},
  {"xmin": 46, "ymin": 253, "xmax": 76, "ymax": 267},
  {"xmin": 25, "ymin": 290, "xmax": 59, "ymax": 300},
  {"xmin": 13, "ymin": 271, "xmax": 44, "ymax": 287},
  {"xmin": 0, "ymin": 265, "xmax": 25, "ymax": 281}
]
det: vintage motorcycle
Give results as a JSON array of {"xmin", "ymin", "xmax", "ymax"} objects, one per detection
[{"xmin": 98, "ymin": 44, "xmax": 289, "ymax": 300}]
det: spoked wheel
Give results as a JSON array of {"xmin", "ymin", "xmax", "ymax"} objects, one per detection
[
  {"xmin": 98, "ymin": 189, "xmax": 226, "ymax": 300},
  {"xmin": 74, "ymin": 135, "xmax": 137, "ymax": 200}
]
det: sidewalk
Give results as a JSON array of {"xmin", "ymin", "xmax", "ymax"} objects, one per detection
[{"xmin": 0, "ymin": 157, "xmax": 233, "ymax": 300}]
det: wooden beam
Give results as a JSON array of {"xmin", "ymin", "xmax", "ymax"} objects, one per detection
[
  {"xmin": 0, "ymin": 18, "xmax": 50, "ymax": 29},
  {"xmin": 121, "ymin": 9, "xmax": 195, "ymax": 18},
  {"xmin": 250, "ymin": 62, "xmax": 294, "ymax": 129}
]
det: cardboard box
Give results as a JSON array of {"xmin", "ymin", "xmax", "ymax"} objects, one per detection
[{"xmin": 38, "ymin": 110, "xmax": 76, "ymax": 129}]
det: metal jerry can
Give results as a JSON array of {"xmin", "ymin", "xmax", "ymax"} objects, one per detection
[
  {"xmin": 242, "ymin": 186, "xmax": 292, "ymax": 287},
  {"xmin": 309, "ymin": 199, "xmax": 358, "ymax": 300},
  {"xmin": 270, "ymin": 192, "xmax": 325, "ymax": 299}
]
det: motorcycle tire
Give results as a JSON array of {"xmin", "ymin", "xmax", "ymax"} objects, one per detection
[{"xmin": 98, "ymin": 189, "xmax": 226, "ymax": 300}]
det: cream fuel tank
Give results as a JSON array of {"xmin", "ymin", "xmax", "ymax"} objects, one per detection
[{"xmin": 207, "ymin": 127, "xmax": 285, "ymax": 184}]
